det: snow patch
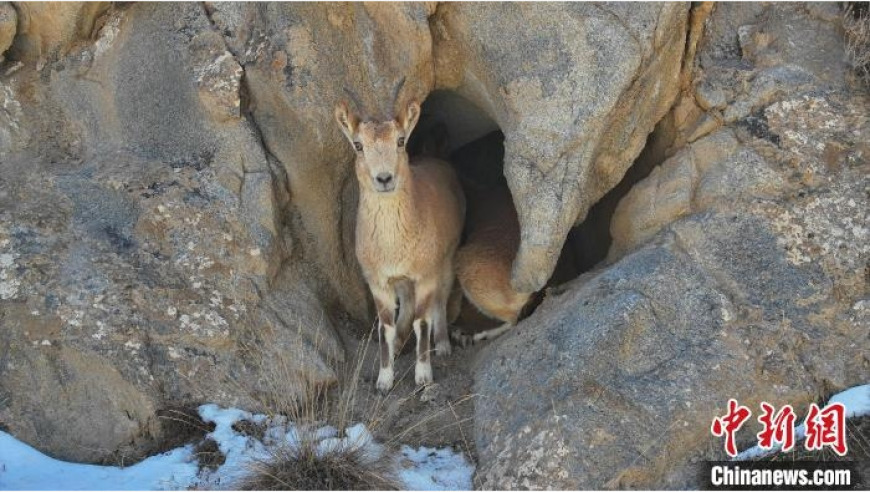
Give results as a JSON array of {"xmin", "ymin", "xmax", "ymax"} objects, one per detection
[
  {"xmin": 398, "ymin": 446, "xmax": 476, "ymax": 491},
  {"xmin": 0, "ymin": 433, "xmax": 198, "ymax": 491},
  {"xmin": 0, "ymin": 404, "xmax": 476, "ymax": 491},
  {"xmin": 734, "ymin": 384, "xmax": 870, "ymax": 461},
  {"xmin": 829, "ymin": 384, "xmax": 870, "ymax": 417}
]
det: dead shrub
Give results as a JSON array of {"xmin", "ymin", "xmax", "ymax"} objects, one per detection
[
  {"xmin": 155, "ymin": 406, "xmax": 216, "ymax": 453},
  {"xmin": 844, "ymin": 2, "xmax": 870, "ymax": 86},
  {"xmin": 236, "ymin": 439, "xmax": 401, "ymax": 491}
]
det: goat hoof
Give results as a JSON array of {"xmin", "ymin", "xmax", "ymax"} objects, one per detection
[
  {"xmin": 376, "ymin": 368, "xmax": 394, "ymax": 393},
  {"xmin": 435, "ymin": 340, "xmax": 452, "ymax": 356},
  {"xmin": 415, "ymin": 361, "xmax": 433, "ymax": 386}
]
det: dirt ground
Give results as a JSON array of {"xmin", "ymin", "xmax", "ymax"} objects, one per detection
[
  {"xmin": 140, "ymin": 303, "xmax": 498, "ymax": 472},
  {"xmin": 335, "ymin": 309, "xmax": 496, "ymax": 466}
]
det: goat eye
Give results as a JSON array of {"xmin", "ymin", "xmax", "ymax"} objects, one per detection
[
  {"xmin": 353, "ymin": 142, "xmax": 363, "ymax": 152},
  {"xmin": 397, "ymin": 137, "xmax": 405, "ymax": 148}
]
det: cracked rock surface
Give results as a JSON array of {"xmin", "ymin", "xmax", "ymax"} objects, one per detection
[{"xmin": 0, "ymin": 3, "xmax": 340, "ymax": 462}]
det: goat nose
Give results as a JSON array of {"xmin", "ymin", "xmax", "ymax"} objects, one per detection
[{"xmin": 376, "ymin": 173, "xmax": 393, "ymax": 185}]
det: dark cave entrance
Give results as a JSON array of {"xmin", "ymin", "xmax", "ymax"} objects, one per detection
[
  {"xmin": 406, "ymin": 90, "xmax": 669, "ymax": 329},
  {"xmin": 549, "ymin": 119, "xmax": 673, "ymax": 286}
]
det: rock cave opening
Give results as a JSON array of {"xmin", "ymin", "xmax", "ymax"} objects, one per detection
[
  {"xmin": 405, "ymin": 90, "xmax": 508, "ymax": 330},
  {"xmin": 549, "ymin": 118, "xmax": 674, "ymax": 286},
  {"xmin": 407, "ymin": 90, "xmax": 672, "ymax": 331}
]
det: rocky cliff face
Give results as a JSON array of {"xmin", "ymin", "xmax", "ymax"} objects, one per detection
[
  {"xmin": 474, "ymin": 3, "xmax": 869, "ymax": 489},
  {"xmin": 0, "ymin": 1, "xmax": 866, "ymax": 488}
]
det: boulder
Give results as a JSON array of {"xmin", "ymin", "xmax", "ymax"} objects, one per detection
[
  {"xmin": 6, "ymin": 2, "xmax": 111, "ymax": 67},
  {"xmin": 0, "ymin": 3, "xmax": 15, "ymax": 62},
  {"xmin": 609, "ymin": 128, "xmax": 785, "ymax": 259},
  {"xmin": 476, "ymin": 205, "xmax": 867, "ymax": 488},
  {"xmin": 0, "ymin": 3, "xmax": 342, "ymax": 463},
  {"xmin": 432, "ymin": 3, "xmax": 689, "ymax": 293}
]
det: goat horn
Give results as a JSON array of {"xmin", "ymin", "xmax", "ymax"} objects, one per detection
[
  {"xmin": 390, "ymin": 76, "xmax": 407, "ymax": 118},
  {"xmin": 343, "ymin": 87, "xmax": 367, "ymax": 119}
]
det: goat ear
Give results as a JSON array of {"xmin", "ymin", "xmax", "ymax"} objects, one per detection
[
  {"xmin": 334, "ymin": 101, "xmax": 359, "ymax": 141},
  {"xmin": 398, "ymin": 101, "xmax": 421, "ymax": 136}
]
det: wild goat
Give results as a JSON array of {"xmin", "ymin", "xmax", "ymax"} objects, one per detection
[
  {"xmin": 335, "ymin": 96, "xmax": 465, "ymax": 392},
  {"xmin": 453, "ymin": 183, "xmax": 533, "ymax": 344}
]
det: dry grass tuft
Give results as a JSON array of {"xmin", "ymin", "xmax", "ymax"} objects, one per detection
[
  {"xmin": 100, "ymin": 406, "xmax": 214, "ymax": 468},
  {"xmin": 844, "ymin": 2, "xmax": 870, "ymax": 87},
  {"xmin": 232, "ymin": 323, "xmax": 408, "ymax": 490},
  {"xmin": 153, "ymin": 407, "xmax": 215, "ymax": 459},
  {"xmin": 237, "ymin": 440, "xmax": 401, "ymax": 491},
  {"xmin": 231, "ymin": 319, "xmax": 376, "ymax": 434},
  {"xmin": 212, "ymin": 327, "xmax": 400, "ymax": 490},
  {"xmin": 212, "ymin": 316, "xmax": 476, "ymax": 490}
]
